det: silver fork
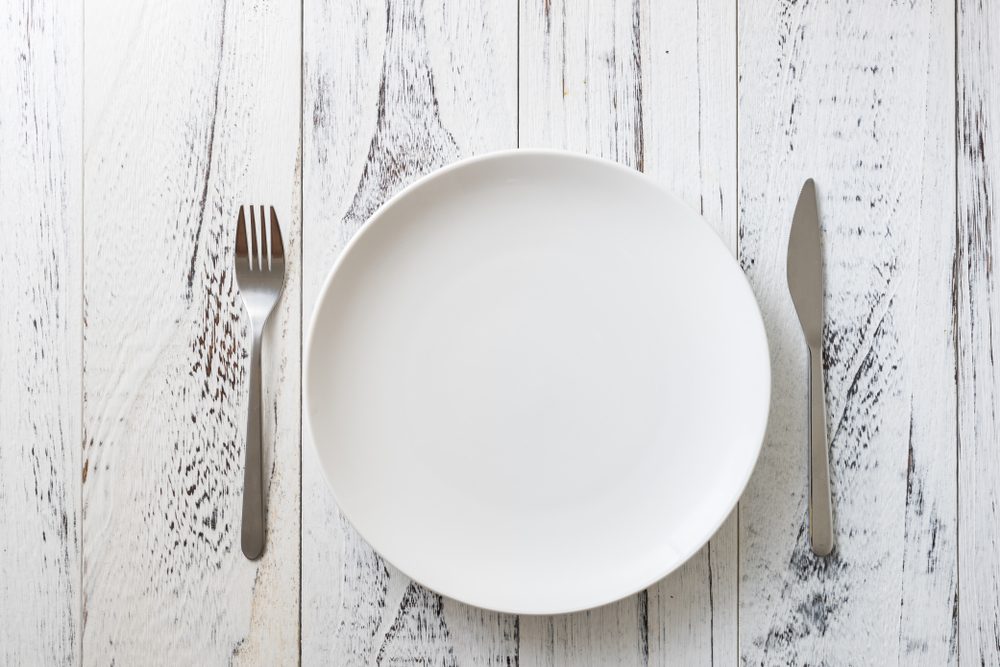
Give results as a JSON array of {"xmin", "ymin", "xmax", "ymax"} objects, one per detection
[{"xmin": 234, "ymin": 205, "xmax": 285, "ymax": 560}]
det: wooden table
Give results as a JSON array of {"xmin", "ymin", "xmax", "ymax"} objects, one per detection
[{"xmin": 2, "ymin": 0, "xmax": 996, "ymax": 664}]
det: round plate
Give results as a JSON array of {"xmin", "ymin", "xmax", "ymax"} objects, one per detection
[{"xmin": 305, "ymin": 150, "xmax": 770, "ymax": 614}]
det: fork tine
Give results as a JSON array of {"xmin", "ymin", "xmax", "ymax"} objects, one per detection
[
  {"xmin": 249, "ymin": 204, "xmax": 260, "ymax": 271},
  {"xmin": 236, "ymin": 206, "xmax": 248, "ymax": 267},
  {"xmin": 260, "ymin": 205, "xmax": 269, "ymax": 270},
  {"xmin": 269, "ymin": 207, "xmax": 284, "ymax": 264}
]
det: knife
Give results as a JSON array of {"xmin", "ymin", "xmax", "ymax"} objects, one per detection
[{"xmin": 787, "ymin": 178, "xmax": 834, "ymax": 556}]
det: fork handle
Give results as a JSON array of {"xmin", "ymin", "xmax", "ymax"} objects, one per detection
[
  {"xmin": 241, "ymin": 326, "xmax": 265, "ymax": 560},
  {"xmin": 808, "ymin": 345, "xmax": 834, "ymax": 556}
]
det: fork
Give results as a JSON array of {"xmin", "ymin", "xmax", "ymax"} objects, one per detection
[{"xmin": 234, "ymin": 205, "xmax": 285, "ymax": 560}]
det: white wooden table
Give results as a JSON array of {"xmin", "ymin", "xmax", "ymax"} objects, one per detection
[{"xmin": 2, "ymin": 0, "xmax": 996, "ymax": 664}]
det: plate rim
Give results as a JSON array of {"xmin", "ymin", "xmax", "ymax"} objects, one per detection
[{"xmin": 304, "ymin": 148, "xmax": 772, "ymax": 615}]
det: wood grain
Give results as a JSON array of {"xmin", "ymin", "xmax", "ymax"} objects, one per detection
[
  {"xmin": 519, "ymin": 0, "xmax": 736, "ymax": 663},
  {"xmin": 958, "ymin": 0, "xmax": 1000, "ymax": 664},
  {"xmin": 82, "ymin": 0, "xmax": 300, "ymax": 662},
  {"xmin": 738, "ymin": 1, "xmax": 957, "ymax": 664},
  {"xmin": 301, "ymin": 0, "xmax": 518, "ymax": 663},
  {"xmin": 0, "ymin": 1, "xmax": 81, "ymax": 663},
  {"xmin": 4, "ymin": 1, "xmax": 995, "ymax": 663}
]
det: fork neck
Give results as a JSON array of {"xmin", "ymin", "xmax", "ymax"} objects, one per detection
[{"xmin": 248, "ymin": 313, "xmax": 271, "ymax": 337}]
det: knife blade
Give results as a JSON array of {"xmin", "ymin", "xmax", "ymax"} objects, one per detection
[{"xmin": 786, "ymin": 178, "xmax": 834, "ymax": 556}]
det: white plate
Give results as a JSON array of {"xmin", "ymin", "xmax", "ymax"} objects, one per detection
[{"xmin": 305, "ymin": 150, "xmax": 770, "ymax": 614}]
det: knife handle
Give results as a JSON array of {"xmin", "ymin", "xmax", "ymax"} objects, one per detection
[{"xmin": 808, "ymin": 345, "xmax": 834, "ymax": 556}]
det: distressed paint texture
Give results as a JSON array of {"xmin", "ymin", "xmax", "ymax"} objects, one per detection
[
  {"xmin": 7, "ymin": 0, "xmax": 1000, "ymax": 664},
  {"xmin": 519, "ymin": 0, "xmax": 737, "ymax": 663},
  {"xmin": 82, "ymin": 0, "xmax": 301, "ymax": 662},
  {"xmin": 738, "ymin": 1, "xmax": 957, "ymax": 665},
  {"xmin": 0, "ymin": 0, "xmax": 82, "ymax": 663},
  {"xmin": 302, "ymin": 0, "xmax": 519, "ymax": 663},
  {"xmin": 958, "ymin": 0, "xmax": 1000, "ymax": 664}
]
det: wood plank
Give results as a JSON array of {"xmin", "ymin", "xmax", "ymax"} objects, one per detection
[
  {"xmin": 518, "ymin": 0, "xmax": 736, "ymax": 663},
  {"xmin": 640, "ymin": 1, "xmax": 737, "ymax": 664},
  {"xmin": 957, "ymin": 0, "xmax": 1000, "ymax": 664},
  {"xmin": 0, "ymin": 1, "xmax": 82, "ymax": 663},
  {"xmin": 737, "ymin": 1, "xmax": 957, "ymax": 664},
  {"xmin": 82, "ymin": 0, "xmax": 300, "ymax": 662},
  {"xmin": 301, "ymin": 0, "xmax": 518, "ymax": 663}
]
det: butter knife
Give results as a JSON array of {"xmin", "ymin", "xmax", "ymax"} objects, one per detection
[{"xmin": 787, "ymin": 178, "xmax": 834, "ymax": 556}]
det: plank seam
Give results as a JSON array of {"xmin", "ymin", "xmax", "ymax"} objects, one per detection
[
  {"xmin": 80, "ymin": 0, "xmax": 87, "ymax": 662},
  {"xmin": 734, "ymin": 0, "xmax": 741, "ymax": 661},
  {"xmin": 952, "ymin": 0, "xmax": 961, "ymax": 664},
  {"xmin": 299, "ymin": 0, "xmax": 305, "ymax": 662}
]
